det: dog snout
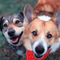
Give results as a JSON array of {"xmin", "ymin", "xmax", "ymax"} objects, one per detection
[
  {"xmin": 8, "ymin": 30, "xmax": 15, "ymax": 37},
  {"xmin": 35, "ymin": 45, "xmax": 44, "ymax": 54}
]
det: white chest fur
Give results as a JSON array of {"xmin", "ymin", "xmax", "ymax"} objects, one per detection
[{"xmin": 37, "ymin": 15, "xmax": 51, "ymax": 21}]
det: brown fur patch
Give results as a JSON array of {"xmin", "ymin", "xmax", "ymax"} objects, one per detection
[{"xmin": 34, "ymin": 0, "xmax": 60, "ymax": 17}]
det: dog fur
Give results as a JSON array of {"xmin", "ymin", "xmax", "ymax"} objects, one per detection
[
  {"xmin": 34, "ymin": 0, "xmax": 60, "ymax": 17},
  {"xmin": 0, "ymin": 12, "xmax": 26, "ymax": 56},
  {"xmin": 23, "ymin": 5, "xmax": 60, "ymax": 59}
]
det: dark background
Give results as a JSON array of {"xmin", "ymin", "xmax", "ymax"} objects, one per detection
[{"xmin": 0, "ymin": 0, "xmax": 60, "ymax": 60}]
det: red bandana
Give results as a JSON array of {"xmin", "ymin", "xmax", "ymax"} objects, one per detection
[{"xmin": 26, "ymin": 49, "xmax": 51, "ymax": 60}]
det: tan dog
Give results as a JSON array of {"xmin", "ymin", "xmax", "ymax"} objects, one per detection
[{"xmin": 23, "ymin": 5, "xmax": 60, "ymax": 59}]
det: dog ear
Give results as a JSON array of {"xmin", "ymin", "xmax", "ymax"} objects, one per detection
[
  {"xmin": 0, "ymin": 16, "xmax": 3, "ymax": 31},
  {"xmin": 23, "ymin": 5, "xmax": 36, "ymax": 24},
  {"xmin": 52, "ymin": 10, "xmax": 60, "ymax": 32}
]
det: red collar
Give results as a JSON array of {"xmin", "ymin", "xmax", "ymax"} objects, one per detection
[{"xmin": 26, "ymin": 49, "xmax": 51, "ymax": 60}]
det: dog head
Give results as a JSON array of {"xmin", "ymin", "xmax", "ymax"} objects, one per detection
[
  {"xmin": 0, "ymin": 12, "xmax": 24, "ymax": 46},
  {"xmin": 23, "ymin": 5, "xmax": 60, "ymax": 59}
]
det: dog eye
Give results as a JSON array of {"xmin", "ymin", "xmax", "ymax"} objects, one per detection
[
  {"xmin": 15, "ymin": 20, "xmax": 20, "ymax": 24},
  {"xmin": 47, "ymin": 34, "xmax": 52, "ymax": 39},
  {"xmin": 3, "ymin": 24, "xmax": 8, "ymax": 27},
  {"xmin": 32, "ymin": 31, "xmax": 37, "ymax": 36}
]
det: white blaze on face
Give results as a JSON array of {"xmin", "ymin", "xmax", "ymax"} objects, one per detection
[
  {"xmin": 33, "ymin": 33, "xmax": 48, "ymax": 55},
  {"xmin": 37, "ymin": 15, "xmax": 51, "ymax": 21}
]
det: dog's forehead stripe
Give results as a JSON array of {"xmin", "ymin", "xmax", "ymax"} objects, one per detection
[{"xmin": 33, "ymin": 32, "xmax": 47, "ymax": 55}]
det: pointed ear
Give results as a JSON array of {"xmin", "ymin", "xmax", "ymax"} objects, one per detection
[
  {"xmin": 52, "ymin": 10, "xmax": 60, "ymax": 31},
  {"xmin": 23, "ymin": 5, "xmax": 36, "ymax": 24}
]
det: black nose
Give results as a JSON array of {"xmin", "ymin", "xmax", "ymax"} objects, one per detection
[
  {"xmin": 35, "ymin": 45, "xmax": 44, "ymax": 54},
  {"xmin": 8, "ymin": 30, "xmax": 15, "ymax": 37}
]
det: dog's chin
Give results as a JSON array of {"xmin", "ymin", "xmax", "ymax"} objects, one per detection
[
  {"xmin": 34, "ymin": 53, "xmax": 43, "ymax": 59},
  {"xmin": 10, "ymin": 31, "xmax": 23, "ymax": 45}
]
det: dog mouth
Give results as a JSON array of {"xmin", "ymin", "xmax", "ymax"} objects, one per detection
[
  {"xmin": 34, "ymin": 53, "xmax": 43, "ymax": 59},
  {"xmin": 10, "ymin": 31, "xmax": 23, "ymax": 44}
]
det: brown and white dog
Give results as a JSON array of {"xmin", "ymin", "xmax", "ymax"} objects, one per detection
[{"xmin": 23, "ymin": 4, "xmax": 60, "ymax": 59}]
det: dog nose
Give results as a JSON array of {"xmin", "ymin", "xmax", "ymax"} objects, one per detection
[
  {"xmin": 8, "ymin": 30, "xmax": 15, "ymax": 37},
  {"xmin": 35, "ymin": 45, "xmax": 44, "ymax": 54}
]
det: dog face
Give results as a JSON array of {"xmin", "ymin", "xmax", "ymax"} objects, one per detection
[
  {"xmin": 23, "ymin": 5, "xmax": 60, "ymax": 59},
  {"xmin": 0, "ymin": 13, "xmax": 24, "ymax": 46}
]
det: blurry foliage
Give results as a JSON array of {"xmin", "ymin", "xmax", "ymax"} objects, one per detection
[{"xmin": 0, "ymin": 0, "xmax": 37, "ymax": 16}]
